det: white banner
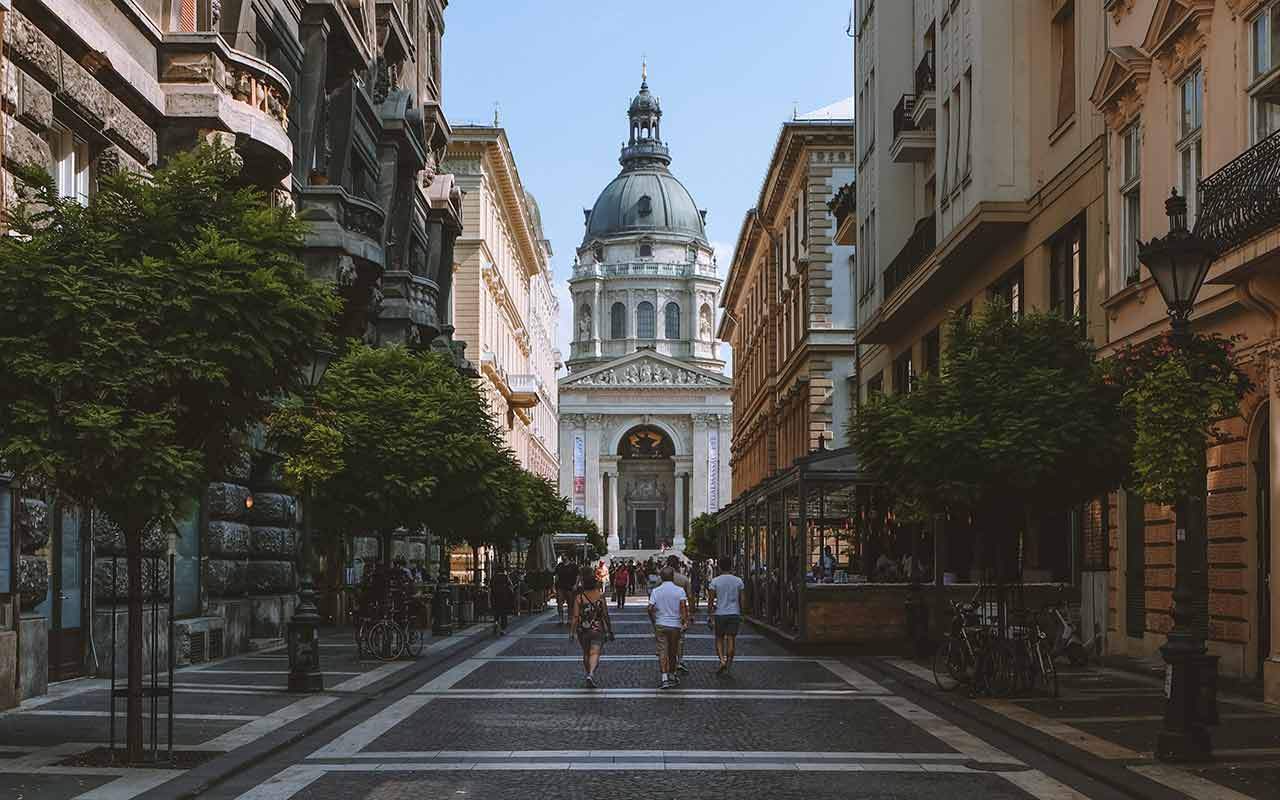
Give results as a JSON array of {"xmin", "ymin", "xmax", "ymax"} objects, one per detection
[
  {"xmin": 708, "ymin": 428, "xmax": 720, "ymax": 512},
  {"xmin": 572, "ymin": 432, "xmax": 585, "ymax": 510}
]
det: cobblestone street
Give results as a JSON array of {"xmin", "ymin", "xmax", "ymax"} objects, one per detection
[{"xmin": 193, "ymin": 602, "xmax": 1123, "ymax": 800}]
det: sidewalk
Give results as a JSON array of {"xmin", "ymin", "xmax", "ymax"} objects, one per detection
[
  {"xmin": 870, "ymin": 654, "xmax": 1280, "ymax": 800},
  {"xmin": 0, "ymin": 609, "xmax": 547, "ymax": 800}
]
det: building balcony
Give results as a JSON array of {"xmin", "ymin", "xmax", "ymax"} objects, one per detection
[
  {"xmin": 507, "ymin": 374, "xmax": 541, "ymax": 408},
  {"xmin": 882, "ymin": 214, "xmax": 936, "ymax": 299},
  {"xmin": 296, "ymin": 185, "xmax": 387, "ymax": 265},
  {"xmin": 827, "ymin": 182, "xmax": 856, "ymax": 246},
  {"xmin": 912, "ymin": 51, "xmax": 936, "ymax": 130},
  {"xmin": 1196, "ymin": 126, "xmax": 1280, "ymax": 262},
  {"xmin": 570, "ymin": 261, "xmax": 718, "ymax": 280},
  {"xmin": 890, "ymin": 95, "xmax": 933, "ymax": 163},
  {"xmin": 158, "ymin": 33, "xmax": 292, "ymax": 182}
]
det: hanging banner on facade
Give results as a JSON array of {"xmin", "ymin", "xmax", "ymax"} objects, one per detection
[
  {"xmin": 573, "ymin": 432, "xmax": 586, "ymax": 514},
  {"xmin": 708, "ymin": 428, "xmax": 720, "ymax": 512}
]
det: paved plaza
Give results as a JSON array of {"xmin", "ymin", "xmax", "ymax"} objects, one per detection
[{"xmin": 2, "ymin": 600, "xmax": 1277, "ymax": 799}]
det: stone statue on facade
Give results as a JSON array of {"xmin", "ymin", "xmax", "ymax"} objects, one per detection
[{"xmin": 578, "ymin": 308, "xmax": 592, "ymax": 340}]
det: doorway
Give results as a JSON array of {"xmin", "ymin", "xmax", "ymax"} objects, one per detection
[
  {"xmin": 636, "ymin": 510, "xmax": 656, "ymax": 550},
  {"xmin": 39, "ymin": 505, "xmax": 86, "ymax": 681},
  {"xmin": 1256, "ymin": 411, "xmax": 1271, "ymax": 679}
]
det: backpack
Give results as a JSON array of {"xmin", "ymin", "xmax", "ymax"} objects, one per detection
[{"xmin": 577, "ymin": 594, "xmax": 604, "ymax": 634}]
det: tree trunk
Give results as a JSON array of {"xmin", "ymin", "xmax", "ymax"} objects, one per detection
[{"xmin": 125, "ymin": 528, "xmax": 144, "ymax": 763}]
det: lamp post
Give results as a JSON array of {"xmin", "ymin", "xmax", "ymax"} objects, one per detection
[
  {"xmin": 1137, "ymin": 188, "xmax": 1218, "ymax": 761},
  {"xmin": 287, "ymin": 347, "xmax": 336, "ymax": 693}
]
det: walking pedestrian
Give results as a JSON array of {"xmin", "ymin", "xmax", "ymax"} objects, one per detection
[
  {"xmin": 570, "ymin": 572, "xmax": 613, "ymax": 687},
  {"xmin": 647, "ymin": 566, "xmax": 688, "ymax": 690},
  {"xmin": 667, "ymin": 555, "xmax": 692, "ymax": 675},
  {"xmin": 491, "ymin": 566, "xmax": 514, "ymax": 635},
  {"xmin": 612, "ymin": 561, "xmax": 630, "ymax": 609},
  {"xmin": 646, "ymin": 559, "xmax": 660, "ymax": 596},
  {"xmin": 707, "ymin": 556, "xmax": 745, "ymax": 675},
  {"xmin": 554, "ymin": 555, "xmax": 578, "ymax": 625}
]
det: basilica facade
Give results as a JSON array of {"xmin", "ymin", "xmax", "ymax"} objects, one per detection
[{"xmin": 558, "ymin": 73, "xmax": 731, "ymax": 553}]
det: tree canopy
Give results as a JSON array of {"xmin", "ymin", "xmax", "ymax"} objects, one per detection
[
  {"xmin": 0, "ymin": 143, "xmax": 338, "ymax": 761},
  {"xmin": 850, "ymin": 305, "xmax": 1130, "ymax": 528}
]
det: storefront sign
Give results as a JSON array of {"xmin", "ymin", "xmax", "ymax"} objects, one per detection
[{"xmin": 708, "ymin": 429, "xmax": 720, "ymax": 512}]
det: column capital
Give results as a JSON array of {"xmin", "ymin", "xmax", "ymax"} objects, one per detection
[{"xmin": 584, "ymin": 413, "xmax": 606, "ymax": 429}]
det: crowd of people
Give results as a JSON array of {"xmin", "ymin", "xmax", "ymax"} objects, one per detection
[{"xmin": 554, "ymin": 553, "xmax": 744, "ymax": 690}]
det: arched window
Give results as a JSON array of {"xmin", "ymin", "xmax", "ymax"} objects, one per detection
[
  {"xmin": 665, "ymin": 302, "xmax": 681, "ymax": 339},
  {"xmin": 611, "ymin": 302, "xmax": 626, "ymax": 339},
  {"xmin": 637, "ymin": 301, "xmax": 656, "ymax": 339}
]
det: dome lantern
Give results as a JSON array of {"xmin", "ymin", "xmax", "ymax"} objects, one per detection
[{"xmin": 622, "ymin": 64, "xmax": 671, "ymax": 169}]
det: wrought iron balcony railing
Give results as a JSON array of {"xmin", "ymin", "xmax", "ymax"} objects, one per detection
[
  {"xmin": 892, "ymin": 94, "xmax": 918, "ymax": 140},
  {"xmin": 915, "ymin": 51, "xmax": 935, "ymax": 95},
  {"xmin": 883, "ymin": 214, "xmax": 936, "ymax": 298},
  {"xmin": 1194, "ymin": 126, "xmax": 1280, "ymax": 256}
]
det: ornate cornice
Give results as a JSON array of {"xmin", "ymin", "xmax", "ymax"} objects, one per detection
[
  {"xmin": 1091, "ymin": 46, "xmax": 1152, "ymax": 132},
  {"xmin": 1107, "ymin": 0, "xmax": 1137, "ymax": 24},
  {"xmin": 1142, "ymin": 0, "xmax": 1214, "ymax": 80}
]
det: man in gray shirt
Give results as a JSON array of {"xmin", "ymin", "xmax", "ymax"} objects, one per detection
[{"xmin": 707, "ymin": 557, "xmax": 745, "ymax": 675}]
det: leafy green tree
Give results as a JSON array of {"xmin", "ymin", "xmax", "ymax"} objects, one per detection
[
  {"xmin": 0, "ymin": 145, "xmax": 339, "ymax": 761},
  {"xmin": 685, "ymin": 512, "xmax": 718, "ymax": 560},
  {"xmin": 850, "ymin": 305, "xmax": 1130, "ymax": 579},
  {"xmin": 558, "ymin": 509, "xmax": 605, "ymax": 556},
  {"xmin": 271, "ymin": 344, "xmax": 501, "ymax": 559}
]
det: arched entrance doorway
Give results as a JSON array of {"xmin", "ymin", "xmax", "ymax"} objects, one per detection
[
  {"xmin": 617, "ymin": 426, "xmax": 675, "ymax": 549},
  {"xmin": 1254, "ymin": 405, "xmax": 1271, "ymax": 680}
]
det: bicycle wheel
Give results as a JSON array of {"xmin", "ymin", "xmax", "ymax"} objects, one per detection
[
  {"xmin": 987, "ymin": 640, "xmax": 1016, "ymax": 698},
  {"xmin": 933, "ymin": 638, "xmax": 962, "ymax": 691},
  {"xmin": 367, "ymin": 620, "xmax": 405, "ymax": 662},
  {"xmin": 405, "ymin": 622, "xmax": 425, "ymax": 658},
  {"xmin": 1037, "ymin": 639, "xmax": 1059, "ymax": 698}
]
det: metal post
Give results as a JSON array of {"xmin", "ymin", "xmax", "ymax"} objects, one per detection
[
  {"xmin": 288, "ymin": 478, "xmax": 323, "ymax": 692},
  {"xmin": 168, "ymin": 552, "xmax": 174, "ymax": 761},
  {"xmin": 1157, "ymin": 316, "xmax": 1215, "ymax": 761},
  {"xmin": 110, "ymin": 554, "xmax": 117, "ymax": 758}
]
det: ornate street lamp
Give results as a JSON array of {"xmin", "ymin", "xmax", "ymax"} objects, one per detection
[
  {"xmin": 1137, "ymin": 188, "xmax": 1219, "ymax": 762},
  {"xmin": 288, "ymin": 346, "xmax": 336, "ymax": 693}
]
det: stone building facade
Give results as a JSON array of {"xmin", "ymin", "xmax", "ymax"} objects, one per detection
[
  {"xmin": 445, "ymin": 124, "xmax": 560, "ymax": 485},
  {"xmin": 1093, "ymin": 0, "xmax": 1280, "ymax": 704},
  {"xmin": 853, "ymin": 0, "xmax": 1112, "ymax": 634},
  {"xmin": 719, "ymin": 107, "xmax": 855, "ymax": 500},
  {"xmin": 0, "ymin": 0, "xmax": 465, "ymax": 707},
  {"xmin": 558, "ymin": 73, "xmax": 731, "ymax": 553}
]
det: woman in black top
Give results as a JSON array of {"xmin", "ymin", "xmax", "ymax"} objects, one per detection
[{"xmin": 569, "ymin": 575, "xmax": 614, "ymax": 687}]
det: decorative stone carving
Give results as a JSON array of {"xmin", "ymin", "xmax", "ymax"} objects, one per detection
[
  {"xmin": 204, "ymin": 521, "xmax": 251, "ymax": 556},
  {"xmin": 92, "ymin": 555, "xmax": 170, "ymax": 602},
  {"xmin": 93, "ymin": 513, "xmax": 172, "ymax": 556},
  {"xmin": 18, "ymin": 555, "xmax": 48, "ymax": 609},
  {"xmin": 578, "ymin": 306, "xmax": 592, "ymax": 340},
  {"xmin": 16, "ymin": 499, "xmax": 48, "ymax": 553},
  {"xmin": 206, "ymin": 482, "xmax": 251, "ymax": 521},
  {"xmin": 202, "ymin": 558, "xmax": 247, "ymax": 597},
  {"xmin": 1107, "ymin": 0, "xmax": 1135, "ymax": 24},
  {"xmin": 573, "ymin": 360, "xmax": 715, "ymax": 387},
  {"xmin": 699, "ymin": 306, "xmax": 713, "ymax": 340},
  {"xmin": 248, "ymin": 492, "xmax": 297, "ymax": 526},
  {"xmin": 250, "ymin": 526, "xmax": 296, "ymax": 557},
  {"xmin": 626, "ymin": 477, "xmax": 667, "ymax": 500}
]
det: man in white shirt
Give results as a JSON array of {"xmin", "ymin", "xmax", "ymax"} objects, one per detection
[
  {"xmin": 667, "ymin": 555, "xmax": 692, "ymax": 675},
  {"xmin": 647, "ymin": 567, "xmax": 688, "ymax": 690},
  {"xmin": 707, "ymin": 557, "xmax": 746, "ymax": 675}
]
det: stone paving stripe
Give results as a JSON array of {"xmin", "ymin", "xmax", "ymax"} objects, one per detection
[
  {"xmin": 0, "ymin": 678, "xmax": 110, "ymax": 715},
  {"xmin": 874, "ymin": 696, "xmax": 1020, "ymax": 764},
  {"xmin": 20, "ymin": 710, "xmax": 259, "ymax": 722},
  {"xmin": 412, "ymin": 689, "xmax": 881, "ymax": 699},
  {"xmin": 1129, "ymin": 764, "xmax": 1261, "ymax": 800},
  {"xmin": 232, "ymin": 765, "xmax": 328, "ymax": 800},
  {"xmin": 1214, "ymin": 747, "xmax": 1280, "ymax": 757},
  {"xmin": 883, "ymin": 657, "xmax": 937, "ymax": 685},
  {"xmin": 308, "ymin": 749, "xmax": 980, "ymax": 761},
  {"xmin": 820, "ymin": 659, "xmax": 891, "ymax": 693},
  {"xmin": 1000, "ymin": 770, "xmax": 1095, "ymax": 799},
  {"xmin": 1057, "ymin": 713, "xmax": 1276, "ymax": 724},
  {"xmin": 307, "ymin": 696, "xmax": 435, "ymax": 759},
  {"xmin": 203, "ymin": 694, "xmax": 339, "ymax": 751},
  {"xmin": 173, "ymin": 683, "xmax": 292, "ymax": 692},
  {"xmin": 980, "ymin": 700, "xmax": 1144, "ymax": 760},
  {"xmin": 67, "ymin": 769, "xmax": 184, "ymax": 799},
  {"xmin": 473, "ymin": 655, "xmax": 816, "ymax": 662},
  {"xmin": 191, "ymin": 671, "xmax": 361, "ymax": 676},
  {"xmin": 513, "ymin": 633, "xmax": 765, "ymax": 640}
]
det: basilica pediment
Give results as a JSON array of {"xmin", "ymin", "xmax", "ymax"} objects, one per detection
[{"xmin": 560, "ymin": 351, "xmax": 731, "ymax": 390}]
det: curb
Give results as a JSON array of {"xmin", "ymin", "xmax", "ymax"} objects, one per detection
[
  {"xmin": 860, "ymin": 658, "xmax": 1185, "ymax": 800},
  {"xmin": 140, "ymin": 608, "xmax": 551, "ymax": 800}
]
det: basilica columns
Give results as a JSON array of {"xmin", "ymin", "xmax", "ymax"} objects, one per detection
[
  {"xmin": 608, "ymin": 471, "xmax": 621, "ymax": 553},
  {"xmin": 584, "ymin": 415, "xmax": 604, "ymax": 525},
  {"xmin": 691, "ymin": 415, "xmax": 709, "ymax": 520},
  {"xmin": 674, "ymin": 472, "xmax": 687, "ymax": 551}
]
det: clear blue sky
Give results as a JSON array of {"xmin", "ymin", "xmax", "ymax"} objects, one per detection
[{"xmin": 442, "ymin": 0, "xmax": 855, "ymax": 373}]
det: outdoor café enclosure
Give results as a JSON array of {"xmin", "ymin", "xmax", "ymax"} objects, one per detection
[{"xmin": 713, "ymin": 447, "xmax": 1075, "ymax": 645}]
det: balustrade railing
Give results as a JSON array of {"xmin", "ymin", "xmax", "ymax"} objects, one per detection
[
  {"xmin": 1194, "ymin": 126, "xmax": 1280, "ymax": 256},
  {"xmin": 883, "ymin": 214, "xmax": 936, "ymax": 298},
  {"xmin": 571, "ymin": 261, "xmax": 714, "ymax": 279},
  {"xmin": 892, "ymin": 94, "xmax": 918, "ymax": 140}
]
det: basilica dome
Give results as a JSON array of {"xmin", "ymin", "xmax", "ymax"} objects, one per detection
[{"xmin": 582, "ymin": 72, "xmax": 707, "ymax": 245}]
